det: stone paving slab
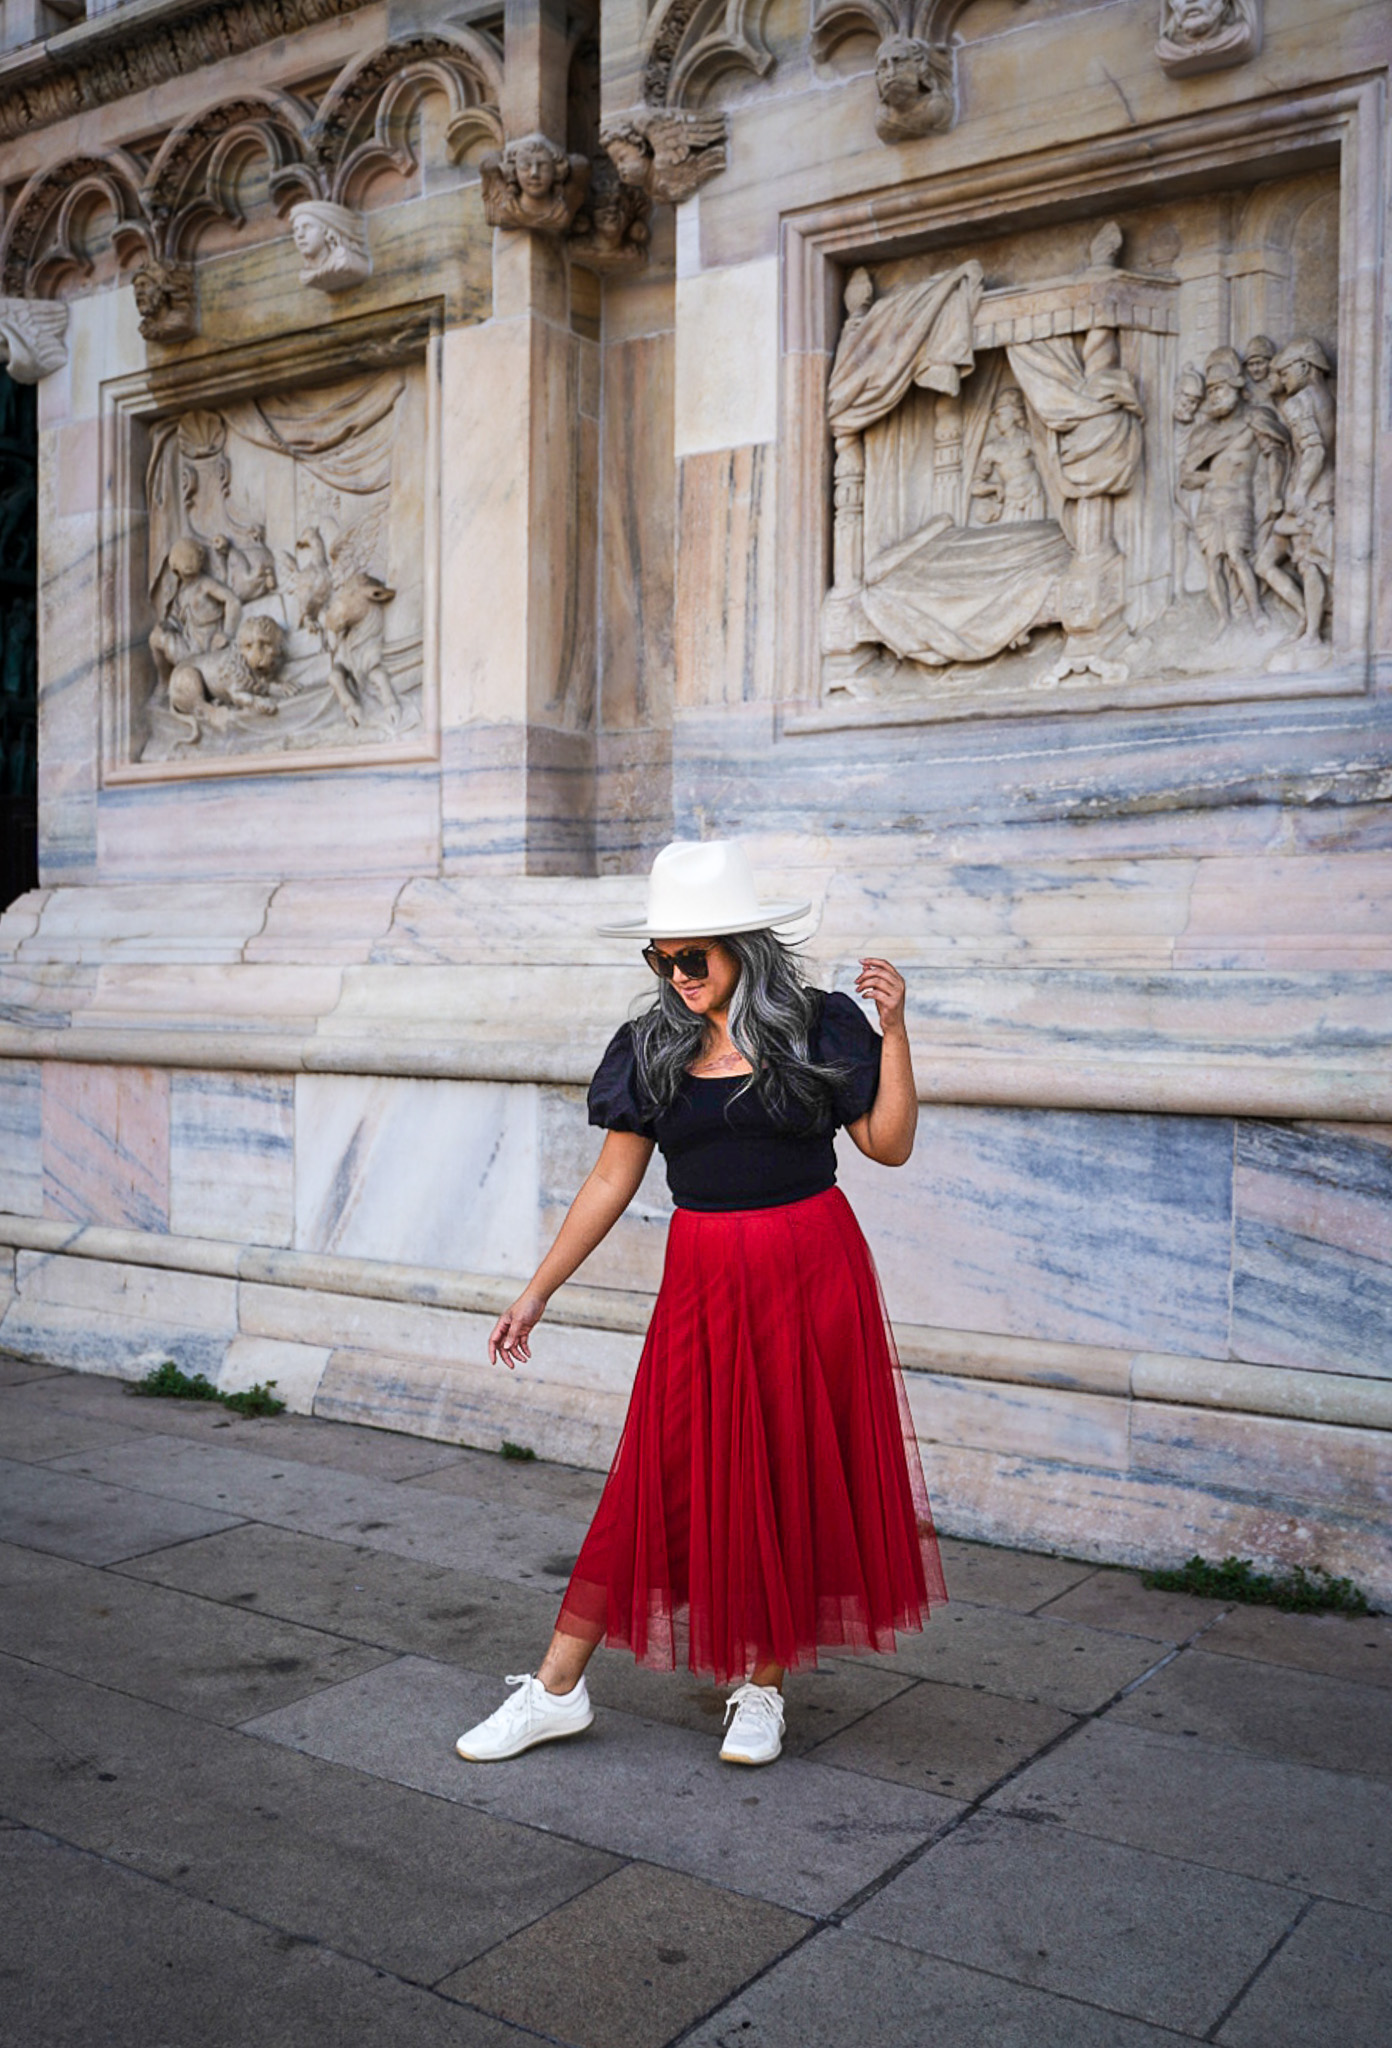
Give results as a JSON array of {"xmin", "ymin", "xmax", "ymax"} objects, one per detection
[
  {"xmin": 1215, "ymin": 1899, "xmax": 1392, "ymax": 2048},
  {"xmin": 0, "ymin": 1452, "xmax": 246, "ymax": 1564},
  {"xmin": 2, "ymin": 1368, "xmax": 473, "ymax": 1477},
  {"xmin": 933, "ymin": 1537, "xmax": 1097, "ymax": 1613},
  {"xmin": 989, "ymin": 1719, "xmax": 1392, "ymax": 1909},
  {"xmin": 1202, "ymin": 1602, "xmax": 1392, "ymax": 1689},
  {"xmin": 402, "ymin": 1450, "xmax": 607, "ymax": 1518},
  {"xmin": 1035, "ymin": 1566, "xmax": 1226, "ymax": 1642},
  {"xmin": 439, "ymin": 1861, "xmax": 809, "ymax": 2048},
  {"xmin": 680, "ymin": 1924, "xmax": 1197, "ymax": 2048},
  {"xmin": 849, "ymin": 1807, "xmax": 1302, "ymax": 2037},
  {"xmin": 1111, "ymin": 1645, "xmax": 1392, "ymax": 1780},
  {"xmin": 0, "ymin": 1540, "xmax": 391, "ymax": 1724},
  {"xmin": 0, "ymin": 1355, "xmax": 64, "ymax": 1387},
  {"xmin": 0, "ymin": 1648, "xmax": 619, "ymax": 1985},
  {"xmin": 243, "ymin": 1653, "xmax": 964, "ymax": 1918},
  {"xmin": 0, "ymin": 1824, "xmax": 526, "ymax": 2048},
  {"xmin": 875, "ymin": 1598, "xmax": 1164, "ymax": 1711},
  {"xmin": 47, "ymin": 1434, "xmax": 590, "ymax": 1589},
  {"xmin": 807, "ymin": 1674, "xmax": 1075, "ymax": 1800},
  {"xmin": 0, "ymin": 1400, "xmax": 155, "ymax": 1463}
]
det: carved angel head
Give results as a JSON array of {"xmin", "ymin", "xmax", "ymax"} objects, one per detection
[{"xmin": 511, "ymin": 134, "xmax": 566, "ymax": 199}]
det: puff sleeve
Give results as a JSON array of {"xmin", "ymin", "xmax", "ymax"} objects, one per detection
[
  {"xmin": 587, "ymin": 1022, "xmax": 656, "ymax": 1135},
  {"xmin": 813, "ymin": 990, "xmax": 883, "ymax": 1128}
]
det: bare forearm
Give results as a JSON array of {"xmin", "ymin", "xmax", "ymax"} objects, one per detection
[
  {"xmin": 863, "ymin": 1023, "xmax": 917, "ymax": 1164},
  {"xmin": 525, "ymin": 1148, "xmax": 649, "ymax": 1301}
]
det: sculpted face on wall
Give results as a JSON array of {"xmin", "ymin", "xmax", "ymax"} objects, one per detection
[
  {"xmin": 130, "ymin": 358, "xmax": 429, "ymax": 767},
  {"xmin": 480, "ymin": 133, "xmax": 590, "ymax": 235},
  {"xmin": 818, "ymin": 174, "xmax": 1340, "ymax": 719},
  {"xmin": 1156, "ymin": 0, "xmax": 1261, "ymax": 77},
  {"xmin": 873, "ymin": 35, "xmax": 953, "ymax": 141},
  {"xmin": 289, "ymin": 202, "xmax": 372, "ymax": 292}
]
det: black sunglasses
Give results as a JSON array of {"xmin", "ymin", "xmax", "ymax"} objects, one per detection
[{"xmin": 643, "ymin": 943, "xmax": 711, "ymax": 981}]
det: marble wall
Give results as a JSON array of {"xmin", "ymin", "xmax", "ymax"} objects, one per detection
[{"xmin": 0, "ymin": 0, "xmax": 1388, "ymax": 1595}]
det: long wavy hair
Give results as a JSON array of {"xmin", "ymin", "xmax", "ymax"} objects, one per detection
[{"xmin": 629, "ymin": 929, "xmax": 846, "ymax": 1128}]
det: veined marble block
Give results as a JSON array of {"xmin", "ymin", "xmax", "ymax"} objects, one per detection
[
  {"xmin": 41, "ymin": 1063, "xmax": 169, "ymax": 1233},
  {"xmin": 293, "ymin": 1074, "xmax": 540, "ymax": 1278},
  {"xmin": 0, "ymin": 1062, "xmax": 42, "ymax": 1218},
  {"xmin": 0, "ymin": 1250, "xmax": 237, "ymax": 1379},
  {"xmin": 169, "ymin": 1071, "xmax": 295, "ymax": 1248}
]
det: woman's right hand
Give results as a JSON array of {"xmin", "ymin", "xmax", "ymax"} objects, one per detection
[{"xmin": 488, "ymin": 1291, "xmax": 548, "ymax": 1369}]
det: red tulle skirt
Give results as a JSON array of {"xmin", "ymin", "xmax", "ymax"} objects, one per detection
[{"xmin": 556, "ymin": 1186, "xmax": 947, "ymax": 1682}]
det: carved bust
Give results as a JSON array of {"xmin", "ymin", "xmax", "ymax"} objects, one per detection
[
  {"xmin": 290, "ymin": 201, "xmax": 372, "ymax": 293},
  {"xmin": 1156, "ymin": 0, "xmax": 1261, "ymax": 77},
  {"xmin": 598, "ymin": 110, "xmax": 729, "ymax": 206},
  {"xmin": 873, "ymin": 36, "xmax": 953, "ymax": 143},
  {"xmin": 132, "ymin": 259, "xmax": 197, "ymax": 343},
  {"xmin": 480, "ymin": 133, "xmax": 590, "ymax": 235}
]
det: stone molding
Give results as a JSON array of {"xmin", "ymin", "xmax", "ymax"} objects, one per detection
[
  {"xmin": 0, "ymin": 0, "xmax": 379, "ymax": 144},
  {"xmin": 641, "ymin": 0, "xmax": 774, "ymax": 110},
  {"xmin": 1, "ymin": 1210, "xmax": 1386, "ymax": 1436},
  {"xmin": 0, "ymin": 294, "xmax": 68, "ymax": 381},
  {"xmin": 0, "ymin": 30, "xmax": 503, "ymax": 315}
]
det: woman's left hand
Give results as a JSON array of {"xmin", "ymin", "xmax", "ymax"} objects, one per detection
[{"xmin": 855, "ymin": 956, "xmax": 908, "ymax": 1036}]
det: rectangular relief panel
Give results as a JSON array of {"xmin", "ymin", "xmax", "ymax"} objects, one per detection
[
  {"xmin": 100, "ymin": 301, "xmax": 443, "ymax": 783},
  {"xmin": 780, "ymin": 83, "xmax": 1380, "ymax": 734}
]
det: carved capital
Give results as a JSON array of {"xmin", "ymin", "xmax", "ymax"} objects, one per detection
[
  {"xmin": 290, "ymin": 201, "xmax": 372, "ymax": 293},
  {"xmin": 1156, "ymin": 0, "xmax": 1261, "ymax": 77},
  {"xmin": 873, "ymin": 36, "xmax": 953, "ymax": 141},
  {"xmin": 569, "ymin": 153, "xmax": 652, "ymax": 272},
  {"xmin": 0, "ymin": 298, "xmax": 68, "ymax": 383},
  {"xmin": 480, "ymin": 133, "xmax": 591, "ymax": 236},
  {"xmin": 598, "ymin": 109, "xmax": 728, "ymax": 207},
  {"xmin": 132, "ymin": 259, "xmax": 198, "ymax": 343}
]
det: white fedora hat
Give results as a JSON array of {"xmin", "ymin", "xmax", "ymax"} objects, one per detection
[{"xmin": 597, "ymin": 839, "xmax": 811, "ymax": 939}]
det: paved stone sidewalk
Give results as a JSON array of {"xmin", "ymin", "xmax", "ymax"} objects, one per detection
[{"xmin": 2, "ymin": 1353, "xmax": 1389, "ymax": 2048}]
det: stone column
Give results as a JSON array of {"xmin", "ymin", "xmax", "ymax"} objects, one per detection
[{"xmin": 440, "ymin": 0, "xmax": 598, "ymax": 876}]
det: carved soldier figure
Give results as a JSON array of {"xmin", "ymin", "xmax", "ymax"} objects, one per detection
[
  {"xmin": 480, "ymin": 133, "xmax": 590, "ymax": 235},
  {"xmin": 1269, "ymin": 337, "xmax": 1336, "ymax": 647},
  {"xmin": 971, "ymin": 389, "xmax": 1047, "ymax": 525},
  {"xmin": 1241, "ymin": 334, "xmax": 1277, "ymax": 402},
  {"xmin": 873, "ymin": 36, "xmax": 953, "ymax": 142},
  {"xmin": 148, "ymin": 536, "xmax": 242, "ymax": 683},
  {"xmin": 290, "ymin": 201, "xmax": 372, "ymax": 293},
  {"xmin": 1180, "ymin": 350, "xmax": 1277, "ymax": 629}
]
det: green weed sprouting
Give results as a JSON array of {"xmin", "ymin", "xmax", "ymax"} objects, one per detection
[
  {"xmin": 1142, "ymin": 1553, "xmax": 1370, "ymax": 1615},
  {"xmin": 130, "ymin": 1359, "xmax": 286, "ymax": 1417},
  {"xmin": 500, "ymin": 1440, "xmax": 537, "ymax": 1462}
]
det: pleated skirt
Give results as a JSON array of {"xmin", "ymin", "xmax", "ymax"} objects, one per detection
[{"xmin": 556, "ymin": 1186, "xmax": 948, "ymax": 1683}]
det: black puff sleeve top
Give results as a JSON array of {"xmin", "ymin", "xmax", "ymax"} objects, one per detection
[{"xmin": 586, "ymin": 989, "xmax": 883, "ymax": 1212}]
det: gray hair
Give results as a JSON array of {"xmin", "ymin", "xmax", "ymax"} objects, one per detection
[{"xmin": 630, "ymin": 929, "xmax": 847, "ymax": 1127}]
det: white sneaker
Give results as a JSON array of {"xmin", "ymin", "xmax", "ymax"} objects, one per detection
[
  {"xmin": 455, "ymin": 1673, "xmax": 594, "ymax": 1762},
  {"xmin": 719, "ymin": 1681, "xmax": 785, "ymax": 1765}
]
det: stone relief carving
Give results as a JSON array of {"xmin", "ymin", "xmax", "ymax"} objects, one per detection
[
  {"xmin": 641, "ymin": 0, "xmax": 774, "ymax": 109},
  {"xmin": 817, "ymin": 182, "xmax": 1342, "ymax": 720},
  {"xmin": 480, "ymin": 134, "xmax": 591, "ymax": 235},
  {"xmin": 137, "ymin": 365, "xmax": 426, "ymax": 763},
  {"xmin": 598, "ymin": 110, "xmax": 729, "ymax": 207},
  {"xmin": 569, "ymin": 152, "xmax": 653, "ymax": 271},
  {"xmin": 1156, "ymin": 0, "xmax": 1261, "ymax": 77},
  {"xmin": 0, "ymin": 299, "xmax": 68, "ymax": 383},
  {"xmin": 131, "ymin": 260, "xmax": 198, "ymax": 343},
  {"xmin": 290, "ymin": 202, "xmax": 372, "ymax": 292},
  {"xmin": 812, "ymin": 1, "xmax": 1031, "ymax": 143}
]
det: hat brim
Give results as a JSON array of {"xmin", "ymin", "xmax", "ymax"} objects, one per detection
[{"xmin": 596, "ymin": 900, "xmax": 813, "ymax": 939}]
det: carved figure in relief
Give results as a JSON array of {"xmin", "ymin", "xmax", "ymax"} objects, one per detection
[
  {"xmin": 280, "ymin": 528, "xmax": 334, "ymax": 642},
  {"xmin": 970, "ymin": 390, "xmax": 1047, "ymax": 525},
  {"xmin": 290, "ymin": 201, "xmax": 372, "ymax": 293},
  {"xmin": 1156, "ymin": 0, "xmax": 1261, "ymax": 77},
  {"xmin": 211, "ymin": 524, "xmax": 278, "ymax": 604},
  {"xmin": 167, "ymin": 614, "xmax": 287, "ymax": 746},
  {"xmin": 1269, "ymin": 338, "xmax": 1336, "ymax": 647},
  {"xmin": 570, "ymin": 153, "xmax": 652, "ymax": 271},
  {"xmin": 131, "ymin": 259, "xmax": 197, "ymax": 343},
  {"xmin": 1179, "ymin": 349, "xmax": 1277, "ymax": 628},
  {"xmin": 599, "ymin": 109, "xmax": 728, "ymax": 206},
  {"xmin": 1241, "ymin": 334, "xmax": 1277, "ymax": 402},
  {"xmin": 480, "ymin": 133, "xmax": 590, "ymax": 234},
  {"xmin": 873, "ymin": 36, "xmax": 952, "ymax": 142},
  {"xmin": 322, "ymin": 569, "xmax": 399, "ymax": 726},
  {"xmin": 148, "ymin": 537, "xmax": 242, "ymax": 683}
]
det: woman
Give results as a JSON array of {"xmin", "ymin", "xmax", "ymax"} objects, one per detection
[{"xmin": 456, "ymin": 839, "xmax": 947, "ymax": 1768}]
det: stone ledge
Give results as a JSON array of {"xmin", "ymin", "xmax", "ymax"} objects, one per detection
[{"xmin": 2, "ymin": 1212, "xmax": 1386, "ymax": 1435}]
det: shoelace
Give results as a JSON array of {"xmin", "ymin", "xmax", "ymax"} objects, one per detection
[
  {"xmin": 500, "ymin": 1672, "xmax": 540, "ymax": 1720},
  {"xmin": 723, "ymin": 1682, "xmax": 783, "ymax": 1730}
]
